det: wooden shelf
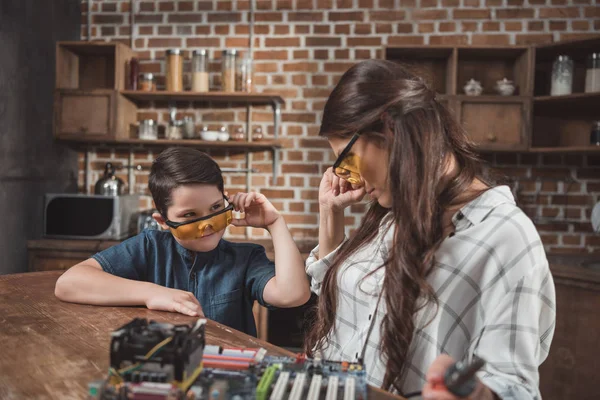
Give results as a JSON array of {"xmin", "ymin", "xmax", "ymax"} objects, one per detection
[
  {"xmin": 534, "ymin": 92, "xmax": 600, "ymax": 104},
  {"xmin": 453, "ymin": 95, "xmax": 530, "ymax": 103},
  {"xmin": 56, "ymin": 136, "xmax": 283, "ymax": 153},
  {"xmin": 529, "ymin": 146, "xmax": 600, "ymax": 153},
  {"xmin": 120, "ymin": 90, "xmax": 284, "ymax": 105}
]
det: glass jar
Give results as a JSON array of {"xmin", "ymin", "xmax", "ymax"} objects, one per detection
[
  {"xmin": 166, "ymin": 49, "xmax": 183, "ymax": 92},
  {"xmin": 550, "ymin": 55, "xmax": 574, "ymax": 96},
  {"xmin": 252, "ymin": 126, "xmax": 263, "ymax": 141},
  {"xmin": 232, "ymin": 127, "xmax": 245, "ymax": 141},
  {"xmin": 166, "ymin": 120, "xmax": 183, "ymax": 140},
  {"xmin": 191, "ymin": 49, "xmax": 209, "ymax": 92},
  {"xmin": 585, "ymin": 53, "xmax": 600, "ymax": 93},
  {"xmin": 138, "ymin": 119, "xmax": 157, "ymax": 140},
  {"xmin": 221, "ymin": 49, "xmax": 237, "ymax": 92},
  {"xmin": 591, "ymin": 121, "xmax": 600, "ymax": 146},
  {"xmin": 236, "ymin": 54, "xmax": 253, "ymax": 92},
  {"xmin": 182, "ymin": 116, "xmax": 195, "ymax": 139},
  {"xmin": 218, "ymin": 125, "xmax": 230, "ymax": 142},
  {"xmin": 138, "ymin": 73, "xmax": 155, "ymax": 91}
]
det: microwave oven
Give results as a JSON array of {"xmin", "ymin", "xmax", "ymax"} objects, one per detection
[{"xmin": 43, "ymin": 194, "xmax": 140, "ymax": 240}]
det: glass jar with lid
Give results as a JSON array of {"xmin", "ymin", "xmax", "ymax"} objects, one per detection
[
  {"xmin": 585, "ymin": 53, "xmax": 600, "ymax": 93},
  {"xmin": 550, "ymin": 55, "xmax": 574, "ymax": 96},
  {"xmin": 138, "ymin": 73, "xmax": 156, "ymax": 91},
  {"xmin": 221, "ymin": 49, "xmax": 237, "ymax": 92},
  {"xmin": 191, "ymin": 49, "xmax": 209, "ymax": 92},
  {"xmin": 236, "ymin": 54, "xmax": 253, "ymax": 92},
  {"xmin": 166, "ymin": 49, "xmax": 183, "ymax": 92},
  {"xmin": 252, "ymin": 126, "xmax": 263, "ymax": 141},
  {"xmin": 232, "ymin": 127, "xmax": 245, "ymax": 141},
  {"xmin": 138, "ymin": 119, "xmax": 157, "ymax": 140},
  {"xmin": 166, "ymin": 120, "xmax": 183, "ymax": 140}
]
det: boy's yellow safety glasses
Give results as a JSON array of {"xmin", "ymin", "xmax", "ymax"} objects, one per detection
[{"xmin": 165, "ymin": 198, "xmax": 233, "ymax": 240}]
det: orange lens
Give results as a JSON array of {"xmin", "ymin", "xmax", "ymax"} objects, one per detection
[
  {"xmin": 334, "ymin": 154, "xmax": 363, "ymax": 185},
  {"xmin": 169, "ymin": 209, "xmax": 233, "ymax": 240}
]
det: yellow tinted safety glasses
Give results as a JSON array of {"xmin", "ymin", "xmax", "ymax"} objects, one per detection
[
  {"xmin": 333, "ymin": 133, "xmax": 363, "ymax": 185},
  {"xmin": 165, "ymin": 198, "xmax": 233, "ymax": 240}
]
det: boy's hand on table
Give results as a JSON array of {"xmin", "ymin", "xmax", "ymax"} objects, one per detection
[
  {"xmin": 145, "ymin": 286, "xmax": 204, "ymax": 317},
  {"xmin": 230, "ymin": 192, "xmax": 281, "ymax": 229}
]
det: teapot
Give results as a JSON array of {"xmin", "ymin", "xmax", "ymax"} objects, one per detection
[
  {"xmin": 495, "ymin": 78, "xmax": 515, "ymax": 96},
  {"xmin": 94, "ymin": 162, "xmax": 125, "ymax": 196}
]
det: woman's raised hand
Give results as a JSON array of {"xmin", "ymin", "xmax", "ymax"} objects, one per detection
[{"xmin": 318, "ymin": 167, "xmax": 366, "ymax": 212}]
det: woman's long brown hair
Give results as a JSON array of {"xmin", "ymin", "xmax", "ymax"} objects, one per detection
[{"xmin": 304, "ymin": 60, "xmax": 490, "ymax": 394}]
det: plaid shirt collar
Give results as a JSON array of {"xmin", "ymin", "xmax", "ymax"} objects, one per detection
[{"xmin": 453, "ymin": 185, "xmax": 516, "ymax": 229}]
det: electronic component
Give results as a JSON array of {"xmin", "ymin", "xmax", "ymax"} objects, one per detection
[{"xmin": 90, "ymin": 318, "xmax": 368, "ymax": 400}]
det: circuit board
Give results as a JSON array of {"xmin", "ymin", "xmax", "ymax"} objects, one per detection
[{"xmin": 89, "ymin": 318, "xmax": 367, "ymax": 400}]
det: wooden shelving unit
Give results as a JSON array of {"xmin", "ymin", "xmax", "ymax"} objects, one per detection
[
  {"xmin": 385, "ymin": 37, "xmax": 600, "ymax": 154},
  {"xmin": 53, "ymin": 41, "xmax": 286, "ymax": 192}
]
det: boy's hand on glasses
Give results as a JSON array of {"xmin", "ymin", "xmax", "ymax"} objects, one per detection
[
  {"xmin": 230, "ymin": 192, "xmax": 281, "ymax": 229},
  {"xmin": 145, "ymin": 287, "xmax": 204, "ymax": 317},
  {"xmin": 319, "ymin": 168, "xmax": 366, "ymax": 212}
]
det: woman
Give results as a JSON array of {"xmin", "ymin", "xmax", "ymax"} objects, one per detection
[{"xmin": 305, "ymin": 60, "xmax": 555, "ymax": 400}]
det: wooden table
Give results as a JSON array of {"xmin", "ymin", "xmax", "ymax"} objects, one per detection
[{"xmin": 0, "ymin": 271, "xmax": 403, "ymax": 400}]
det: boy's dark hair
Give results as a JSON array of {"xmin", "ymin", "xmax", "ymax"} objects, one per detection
[{"xmin": 149, "ymin": 147, "xmax": 224, "ymax": 217}]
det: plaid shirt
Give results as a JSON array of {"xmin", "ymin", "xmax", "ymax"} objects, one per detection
[{"xmin": 306, "ymin": 186, "xmax": 556, "ymax": 399}]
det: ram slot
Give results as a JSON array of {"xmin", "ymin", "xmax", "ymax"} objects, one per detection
[
  {"xmin": 325, "ymin": 376, "xmax": 339, "ymax": 400},
  {"xmin": 256, "ymin": 365, "xmax": 278, "ymax": 400},
  {"xmin": 306, "ymin": 374, "xmax": 323, "ymax": 400},
  {"xmin": 343, "ymin": 377, "xmax": 355, "ymax": 400},
  {"xmin": 269, "ymin": 371, "xmax": 290, "ymax": 400},
  {"xmin": 288, "ymin": 372, "xmax": 307, "ymax": 400}
]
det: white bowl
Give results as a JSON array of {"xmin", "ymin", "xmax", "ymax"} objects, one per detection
[{"xmin": 200, "ymin": 130, "xmax": 219, "ymax": 141}]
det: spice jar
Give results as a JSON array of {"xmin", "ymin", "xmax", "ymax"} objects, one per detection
[
  {"xmin": 232, "ymin": 127, "xmax": 245, "ymax": 141},
  {"xmin": 138, "ymin": 119, "xmax": 157, "ymax": 140},
  {"xmin": 252, "ymin": 126, "xmax": 263, "ymax": 141},
  {"xmin": 585, "ymin": 53, "xmax": 600, "ymax": 93},
  {"xmin": 182, "ymin": 116, "xmax": 195, "ymax": 139},
  {"xmin": 550, "ymin": 55, "xmax": 574, "ymax": 96},
  {"xmin": 236, "ymin": 54, "xmax": 253, "ymax": 92},
  {"xmin": 138, "ymin": 73, "xmax": 156, "ymax": 91},
  {"xmin": 191, "ymin": 49, "xmax": 209, "ymax": 92},
  {"xmin": 591, "ymin": 121, "xmax": 600, "ymax": 146},
  {"xmin": 166, "ymin": 120, "xmax": 183, "ymax": 140},
  {"xmin": 166, "ymin": 49, "xmax": 183, "ymax": 92},
  {"xmin": 221, "ymin": 49, "xmax": 237, "ymax": 92}
]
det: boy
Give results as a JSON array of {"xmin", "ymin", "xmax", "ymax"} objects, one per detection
[{"xmin": 55, "ymin": 147, "xmax": 310, "ymax": 337}]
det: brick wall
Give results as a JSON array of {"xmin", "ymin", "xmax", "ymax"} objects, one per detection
[{"xmin": 79, "ymin": 0, "xmax": 600, "ymax": 253}]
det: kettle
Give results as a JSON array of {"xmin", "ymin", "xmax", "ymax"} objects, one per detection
[{"xmin": 95, "ymin": 162, "xmax": 125, "ymax": 196}]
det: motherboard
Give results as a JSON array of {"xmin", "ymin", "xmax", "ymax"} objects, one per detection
[{"xmin": 89, "ymin": 318, "xmax": 367, "ymax": 400}]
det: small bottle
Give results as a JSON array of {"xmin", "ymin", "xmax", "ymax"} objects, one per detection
[
  {"xmin": 585, "ymin": 53, "xmax": 600, "ymax": 93},
  {"xmin": 138, "ymin": 73, "xmax": 155, "ymax": 91},
  {"xmin": 182, "ymin": 116, "xmax": 195, "ymax": 139},
  {"xmin": 221, "ymin": 49, "xmax": 237, "ymax": 92},
  {"xmin": 252, "ymin": 126, "xmax": 263, "ymax": 141},
  {"xmin": 550, "ymin": 55, "xmax": 574, "ymax": 96},
  {"xmin": 591, "ymin": 121, "xmax": 600, "ymax": 146},
  {"xmin": 232, "ymin": 127, "xmax": 245, "ymax": 142},
  {"xmin": 191, "ymin": 49, "xmax": 209, "ymax": 92},
  {"xmin": 129, "ymin": 57, "xmax": 139, "ymax": 90},
  {"xmin": 166, "ymin": 49, "xmax": 183, "ymax": 92}
]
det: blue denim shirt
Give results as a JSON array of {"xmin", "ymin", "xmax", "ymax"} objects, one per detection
[{"xmin": 92, "ymin": 230, "xmax": 275, "ymax": 336}]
